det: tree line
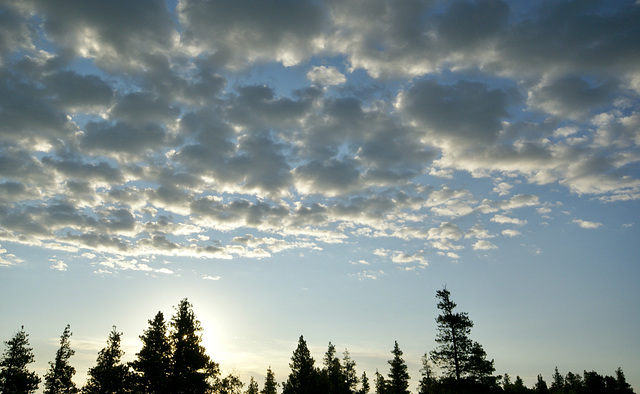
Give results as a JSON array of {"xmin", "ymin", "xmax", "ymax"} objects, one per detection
[{"xmin": 0, "ymin": 289, "xmax": 635, "ymax": 394}]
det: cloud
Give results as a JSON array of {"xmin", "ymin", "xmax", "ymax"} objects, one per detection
[
  {"xmin": 178, "ymin": 0, "xmax": 325, "ymax": 67},
  {"xmin": 398, "ymin": 79, "xmax": 509, "ymax": 147},
  {"xmin": 50, "ymin": 259, "xmax": 68, "ymax": 271},
  {"xmin": 473, "ymin": 240, "xmax": 498, "ymax": 250},
  {"xmin": 307, "ymin": 66, "xmax": 346, "ymax": 86},
  {"xmin": 572, "ymin": 219, "xmax": 603, "ymax": 229},
  {"xmin": 353, "ymin": 270, "xmax": 385, "ymax": 281},
  {"xmin": 502, "ymin": 229, "xmax": 521, "ymax": 237},
  {"xmin": 491, "ymin": 214, "xmax": 527, "ymax": 226},
  {"xmin": 391, "ymin": 251, "xmax": 428, "ymax": 266},
  {"xmin": 0, "ymin": 0, "xmax": 637, "ymax": 271},
  {"xmin": 203, "ymin": 275, "xmax": 221, "ymax": 281}
]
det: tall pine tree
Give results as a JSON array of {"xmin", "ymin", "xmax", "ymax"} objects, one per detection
[
  {"xmin": 343, "ymin": 349, "xmax": 359, "ymax": 393},
  {"xmin": 359, "ymin": 371, "xmax": 370, "ymax": 394},
  {"xmin": 417, "ymin": 353, "xmax": 435, "ymax": 394},
  {"xmin": 0, "ymin": 326, "xmax": 40, "ymax": 394},
  {"xmin": 44, "ymin": 324, "xmax": 77, "ymax": 394},
  {"xmin": 321, "ymin": 342, "xmax": 348, "ymax": 394},
  {"xmin": 261, "ymin": 366, "xmax": 278, "ymax": 394},
  {"xmin": 429, "ymin": 287, "xmax": 494, "ymax": 384},
  {"xmin": 386, "ymin": 341, "xmax": 410, "ymax": 394},
  {"xmin": 282, "ymin": 335, "xmax": 320, "ymax": 394},
  {"xmin": 131, "ymin": 311, "xmax": 171, "ymax": 394},
  {"xmin": 170, "ymin": 299, "xmax": 219, "ymax": 394},
  {"xmin": 374, "ymin": 370, "xmax": 386, "ymax": 394},
  {"xmin": 245, "ymin": 377, "xmax": 259, "ymax": 394},
  {"xmin": 82, "ymin": 326, "xmax": 131, "ymax": 394}
]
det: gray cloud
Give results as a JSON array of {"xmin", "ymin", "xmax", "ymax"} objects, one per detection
[
  {"xmin": 400, "ymin": 80, "xmax": 509, "ymax": 146},
  {"xmin": 0, "ymin": 0, "xmax": 636, "ymax": 265},
  {"xmin": 178, "ymin": 0, "xmax": 325, "ymax": 67}
]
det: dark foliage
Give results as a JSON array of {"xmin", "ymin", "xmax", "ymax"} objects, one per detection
[
  {"xmin": 0, "ymin": 326, "xmax": 40, "ymax": 394},
  {"xmin": 131, "ymin": 311, "xmax": 172, "ymax": 394},
  {"xmin": 1, "ymin": 296, "xmax": 635, "ymax": 394},
  {"xmin": 82, "ymin": 326, "xmax": 132, "ymax": 394},
  {"xmin": 44, "ymin": 324, "xmax": 77, "ymax": 394}
]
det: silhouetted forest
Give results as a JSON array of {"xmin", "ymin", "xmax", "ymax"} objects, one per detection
[{"xmin": 0, "ymin": 289, "xmax": 635, "ymax": 394}]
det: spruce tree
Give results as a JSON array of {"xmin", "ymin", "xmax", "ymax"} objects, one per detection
[
  {"xmin": 321, "ymin": 341, "xmax": 347, "ymax": 393},
  {"xmin": 261, "ymin": 366, "xmax": 278, "ymax": 394},
  {"xmin": 0, "ymin": 326, "xmax": 40, "ymax": 394},
  {"xmin": 170, "ymin": 298, "xmax": 219, "ymax": 394},
  {"xmin": 245, "ymin": 377, "xmax": 259, "ymax": 394},
  {"xmin": 386, "ymin": 341, "xmax": 410, "ymax": 394},
  {"xmin": 550, "ymin": 367, "xmax": 564, "ymax": 392},
  {"xmin": 343, "ymin": 349, "xmax": 358, "ymax": 393},
  {"xmin": 215, "ymin": 373, "xmax": 244, "ymax": 394},
  {"xmin": 533, "ymin": 374, "xmax": 549, "ymax": 394},
  {"xmin": 44, "ymin": 324, "xmax": 77, "ymax": 394},
  {"xmin": 82, "ymin": 326, "xmax": 131, "ymax": 394},
  {"xmin": 374, "ymin": 370, "xmax": 386, "ymax": 394},
  {"xmin": 417, "ymin": 353, "xmax": 435, "ymax": 394},
  {"xmin": 615, "ymin": 368, "xmax": 634, "ymax": 394},
  {"xmin": 359, "ymin": 371, "xmax": 370, "ymax": 394},
  {"xmin": 282, "ymin": 335, "xmax": 320, "ymax": 394},
  {"xmin": 429, "ymin": 287, "xmax": 494, "ymax": 383},
  {"xmin": 131, "ymin": 311, "xmax": 171, "ymax": 394}
]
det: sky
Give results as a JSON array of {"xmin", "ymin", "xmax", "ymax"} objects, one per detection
[{"xmin": 0, "ymin": 0, "xmax": 639, "ymax": 391}]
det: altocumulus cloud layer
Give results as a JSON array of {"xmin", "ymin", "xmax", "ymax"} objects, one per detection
[{"xmin": 0, "ymin": 0, "xmax": 638, "ymax": 272}]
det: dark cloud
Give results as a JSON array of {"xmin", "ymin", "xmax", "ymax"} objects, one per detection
[
  {"xmin": 81, "ymin": 121, "xmax": 170, "ymax": 156},
  {"xmin": 294, "ymin": 158, "xmax": 363, "ymax": 196},
  {"xmin": 31, "ymin": 0, "xmax": 177, "ymax": 69},
  {"xmin": 436, "ymin": 0, "xmax": 509, "ymax": 49},
  {"xmin": 530, "ymin": 76, "xmax": 620, "ymax": 119},
  {"xmin": 178, "ymin": 0, "xmax": 325, "ymax": 66},
  {"xmin": 400, "ymin": 79, "xmax": 509, "ymax": 146},
  {"xmin": 110, "ymin": 92, "xmax": 180, "ymax": 126},
  {"xmin": 43, "ymin": 70, "xmax": 114, "ymax": 111},
  {"xmin": 496, "ymin": 1, "xmax": 640, "ymax": 77}
]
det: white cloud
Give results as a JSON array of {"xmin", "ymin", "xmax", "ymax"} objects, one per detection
[
  {"xmin": 203, "ymin": 275, "xmax": 221, "ymax": 281},
  {"xmin": 50, "ymin": 260, "xmax": 68, "ymax": 271},
  {"xmin": 572, "ymin": 219, "xmax": 603, "ymax": 229},
  {"xmin": 391, "ymin": 252, "xmax": 428, "ymax": 266},
  {"xmin": 353, "ymin": 270, "xmax": 385, "ymax": 281},
  {"xmin": 502, "ymin": 229, "xmax": 521, "ymax": 237},
  {"xmin": 473, "ymin": 240, "xmax": 498, "ymax": 250},
  {"xmin": 491, "ymin": 214, "xmax": 527, "ymax": 226},
  {"xmin": 307, "ymin": 66, "xmax": 346, "ymax": 86}
]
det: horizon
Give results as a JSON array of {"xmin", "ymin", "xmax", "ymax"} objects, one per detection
[{"xmin": 1, "ymin": 0, "xmax": 639, "ymax": 392}]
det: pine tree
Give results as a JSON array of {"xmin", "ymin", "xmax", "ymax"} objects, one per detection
[
  {"xmin": 374, "ymin": 370, "xmax": 386, "ymax": 394},
  {"xmin": 429, "ymin": 287, "xmax": 494, "ymax": 383},
  {"xmin": 533, "ymin": 374, "xmax": 549, "ymax": 394},
  {"xmin": 215, "ymin": 373, "xmax": 244, "ymax": 394},
  {"xmin": 82, "ymin": 326, "xmax": 131, "ymax": 394},
  {"xmin": 321, "ymin": 342, "xmax": 347, "ymax": 393},
  {"xmin": 282, "ymin": 335, "xmax": 320, "ymax": 394},
  {"xmin": 44, "ymin": 324, "xmax": 77, "ymax": 394},
  {"xmin": 386, "ymin": 341, "xmax": 410, "ymax": 394},
  {"xmin": 359, "ymin": 371, "xmax": 370, "ymax": 394},
  {"xmin": 550, "ymin": 367, "xmax": 564, "ymax": 393},
  {"xmin": 170, "ymin": 298, "xmax": 219, "ymax": 394},
  {"xmin": 261, "ymin": 366, "xmax": 278, "ymax": 394},
  {"xmin": 0, "ymin": 326, "xmax": 40, "ymax": 394},
  {"xmin": 245, "ymin": 377, "xmax": 259, "ymax": 394},
  {"xmin": 131, "ymin": 311, "xmax": 172, "ymax": 394},
  {"xmin": 615, "ymin": 368, "xmax": 634, "ymax": 394},
  {"xmin": 417, "ymin": 353, "xmax": 435, "ymax": 394},
  {"xmin": 343, "ymin": 349, "xmax": 358, "ymax": 393}
]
